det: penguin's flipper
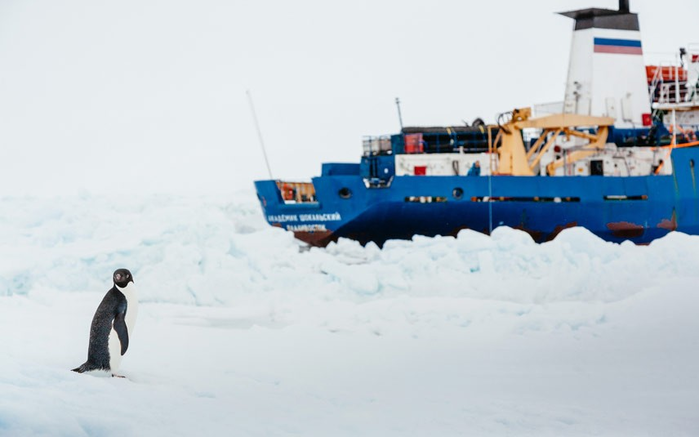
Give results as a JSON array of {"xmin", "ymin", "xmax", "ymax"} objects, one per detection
[{"xmin": 113, "ymin": 311, "xmax": 129, "ymax": 356}]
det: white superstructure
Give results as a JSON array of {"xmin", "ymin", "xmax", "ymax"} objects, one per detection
[{"xmin": 560, "ymin": 1, "xmax": 651, "ymax": 127}]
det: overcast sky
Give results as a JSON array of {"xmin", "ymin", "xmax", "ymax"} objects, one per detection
[{"xmin": 1, "ymin": 0, "xmax": 697, "ymax": 196}]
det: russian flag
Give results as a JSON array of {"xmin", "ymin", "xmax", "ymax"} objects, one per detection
[{"xmin": 594, "ymin": 37, "xmax": 643, "ymax": 55}]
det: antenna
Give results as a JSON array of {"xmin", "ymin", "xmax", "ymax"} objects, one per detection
[
  {"xmin": 395, "ymin": 97, "xmax": 404, "ymax": 131},
  {"xmin": 246, "ymin": 89, "xmax": 274, "ymax": 179}
]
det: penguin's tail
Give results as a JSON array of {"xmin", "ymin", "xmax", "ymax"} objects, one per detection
[{"xmin": 71, "ymin": 362, "xmax": 102, "ymax": 373}]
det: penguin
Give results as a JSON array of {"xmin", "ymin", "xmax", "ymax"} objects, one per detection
[{"xmin": 72, "ymin": 268, "xmax": 139, "ymax": 377}]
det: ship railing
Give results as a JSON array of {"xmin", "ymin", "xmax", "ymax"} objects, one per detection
[
  {"xmin": 649, "ymin": 60, "xmax": 686, "ymax": 106},
  {"xmin": 362, "ymin": 136, "xmax": 392, "ymax": 156},
  {"xmin": 686, "ymin": 44, "xmax": 699, "ymax": 104},
  {"xmin": 275, "ymin": 181, "xmax": 318, "ymax": 204},
  {"xmin": 658, "ymin": 83, "xmax": 688, "ymax": 105}
]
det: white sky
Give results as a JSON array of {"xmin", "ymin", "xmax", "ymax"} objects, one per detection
[{"xmin": 1, "ymin": 0, "xmax": 697, "ymax": 196}]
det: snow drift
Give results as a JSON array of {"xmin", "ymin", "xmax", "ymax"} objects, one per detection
[{"xmin": 0, "ymin": 192, "xmax": 697, "ymax": 436}]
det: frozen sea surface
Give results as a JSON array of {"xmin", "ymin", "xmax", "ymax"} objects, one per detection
[{"xmin": 1, "ymin": 192, "xmax": 698, "ymax": 436}]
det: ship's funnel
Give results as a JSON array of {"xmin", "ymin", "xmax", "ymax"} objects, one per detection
[{"xmin": 559, "ymin": 1, "xmax": 650, "ymax": 127}]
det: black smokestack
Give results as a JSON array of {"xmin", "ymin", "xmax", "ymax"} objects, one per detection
[{"xmin": 619, "ymin": 0, "xmax": 630, "ymax": 12}]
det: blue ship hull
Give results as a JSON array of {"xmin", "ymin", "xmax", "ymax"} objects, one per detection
[{"xmin": 255, "ymin": 146, "xmax": 699, "ymax": 246}]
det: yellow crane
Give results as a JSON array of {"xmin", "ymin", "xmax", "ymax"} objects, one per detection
[{"xmin": 491, "ymin": 108, "xmax": 615, "ymax": 176}]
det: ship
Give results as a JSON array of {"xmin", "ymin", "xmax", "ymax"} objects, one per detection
[{"xmin": 254, "ymin": 0, "xmax": 699, "ymax": 247}]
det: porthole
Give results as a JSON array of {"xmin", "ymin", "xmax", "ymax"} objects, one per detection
[
  {"xmin": 339, "ymin": 187, "xmax": 352, "ymax": 199},
  {"xmin": 452, "ymin": 187, "xmax": 464, "ymax": 200}
]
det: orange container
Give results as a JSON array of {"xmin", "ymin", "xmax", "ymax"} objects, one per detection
[
  {"xmin": 646, "ymin": 65, "xmax": 688, "ymax": 84},
  {"xmin": 404, "ymin": 133, "xmax": 424, "ymax": 154}
]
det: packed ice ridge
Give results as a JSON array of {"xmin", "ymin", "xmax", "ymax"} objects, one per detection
[{"xmin": 0, "ymin": 191, "xmax": 697, "ymax": 436}]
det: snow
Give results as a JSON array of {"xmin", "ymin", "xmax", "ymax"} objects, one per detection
[{"xmin": 1, "ymin": 191, "xmax": 698, "ymax": 436}]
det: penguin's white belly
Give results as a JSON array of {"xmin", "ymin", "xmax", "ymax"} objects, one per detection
[
  {"xmin": 108, "ymin": 328, "xmax": 123, "ymax": 372},
  {"xmin": 110, "ymin": 283, "xmax": 138, "ymax": 373},
  {"xmin": 119, "ymin": 283, "xmax": 139, "ymax": 332},
  {"xmin": 125, "ymin": 300, "xmax": 138, "ymax": 334}
]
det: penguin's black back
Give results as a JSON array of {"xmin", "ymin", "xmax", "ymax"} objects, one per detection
[{"xmin": 73, "ymin": 287, "xmax": 127, "ymax": 372}]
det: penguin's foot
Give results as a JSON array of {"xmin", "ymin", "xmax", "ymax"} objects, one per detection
[{"xmin": 112, "ymin": 374, "xmax": 126, "ymax": 378}]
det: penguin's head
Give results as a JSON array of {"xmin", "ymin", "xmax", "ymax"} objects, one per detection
[{"xmin": 113, "ymin": 268, "xmax": 134, "ymax": 288}]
